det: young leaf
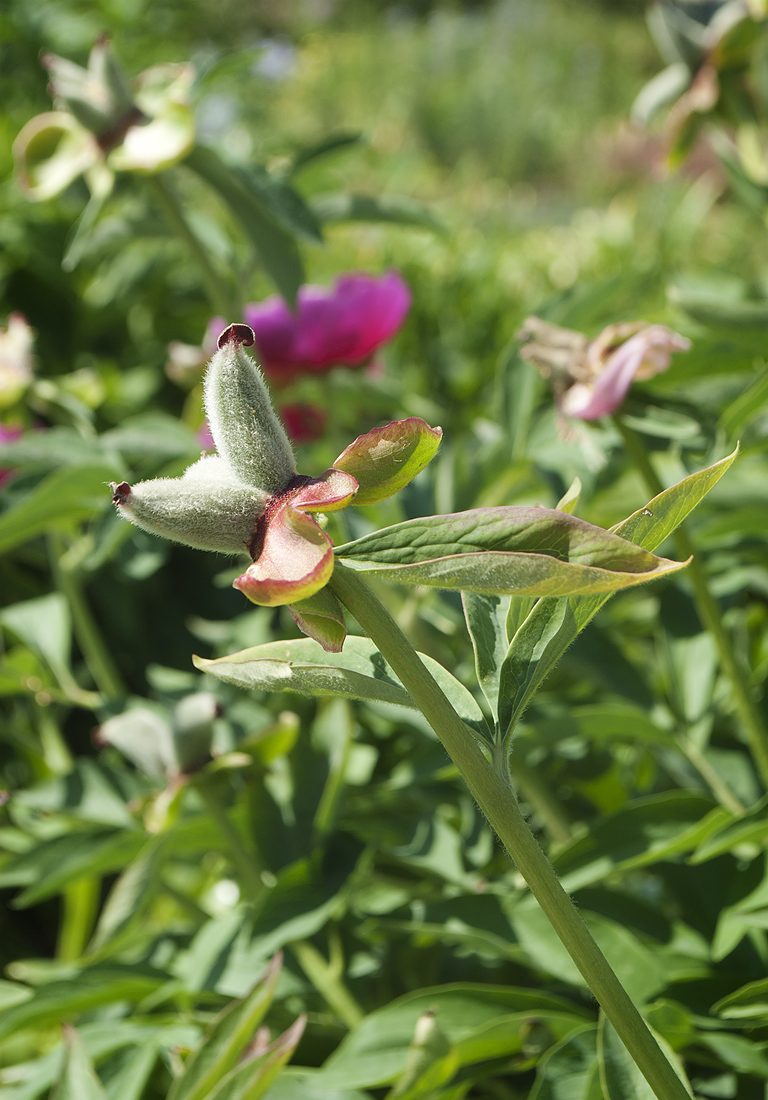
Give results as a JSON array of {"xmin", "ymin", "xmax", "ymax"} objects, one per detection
[
  {"xmin": 335, "ymin": 507, "xmax": 686, "ymax": 597},
  {"xmin": 194, "ymin": 637, "xmax": 492, "ymax": 742},
  {"xmin": 54, "ymin": 1028, "xmax": 109, "ymax": 1100},
  {"xmin": 167, "ymin": 953, "xmax": 282, "ymax": 1100},
  {"xmin": 461, "ymin": 592, "xmax": 510, "ymax": 720},
  {"xmin": 206, "ymin": 1015, "xmax": 306, "ymax": 1100},
  {"xmin": 89, "ymin": 836, "xmax": 166, "ymax": 952},
  {"xmin": 496, "ymin": 447, "xmax": 738, "ymax": 741}
]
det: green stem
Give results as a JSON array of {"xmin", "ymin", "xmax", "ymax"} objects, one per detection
[
  {"xmin": 196, "ymin": 776, "xmax": 265, "ymax": 903},
  {"xmin": 329, "ymin": 562, "xmax": 689, "ymax": 1100},
  {"xmin": 147, "ymin": 173, "xmax": 233, "ymax": 318},
  {"xmin": 49, "ymin": 534, "xmax": 125, "ymax": 701},
  {"xmin": 614, "ymin": 416, "xmax": 768, "ymax": 790},
  {"xmin": 290, "ymin": 938, "xmax": 364, "ymax": 1029}
]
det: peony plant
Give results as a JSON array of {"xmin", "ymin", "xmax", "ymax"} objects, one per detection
[{"xmin": 110, "ymin": 307, "xmax": 738, "ymax": 1100}]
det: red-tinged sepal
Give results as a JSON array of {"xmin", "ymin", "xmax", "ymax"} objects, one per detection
[
  {"xmin": 332, "ymin": 417, "xmax": 442, "ymax": 505},
  {"xmin": 289, "ymin": 588, "xmax": 347, "ymax": 652},
  {"xmin": 233, "ymin": 469, "xmax": 358, "ymax": 607}
]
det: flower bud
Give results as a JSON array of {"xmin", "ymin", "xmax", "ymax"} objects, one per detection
[
  {"xmin": 204, "ymin": 324, "xmax": 296, "ymax": 494},
  {"xmin": 112, "ymin": 454, "xmax": 267, "ymax": 554}
]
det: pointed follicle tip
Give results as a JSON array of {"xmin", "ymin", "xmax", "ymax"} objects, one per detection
[
  {"xmin": 218, "ymin": 323, "xmax": 255, "ymax": 350},
  {"xmin": 111, "ymin": 481, "xmax": 131, "ymax": 505}
]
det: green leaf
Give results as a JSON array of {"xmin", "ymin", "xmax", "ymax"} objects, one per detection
[
  {"xmin": 336, "ymin": 507, "xmax": 685, "ymax": 596},
  {"xmin": 54, "ymin": 1028, "xmax": 108, "ymax": 1100},
  {"xmin": 0, "ymin": 593, "xmax": 72, "ymax": 688},
  {"xmin": 689, "ymin": 794, "xmax": 768, "ymax": 862},
  {"xmin": 194, "ymin": 636, "xmax": 491, "ymax": 742},
  {"xmin": 461, "ymin": 592, "xmax": 510, "ymax": 720},
  {"xmin": 496, "ymin": 447, "xmax": 738, "ymax": 740},
  {"xmin": 206, "ymin": 1016, "xmax": 305, "ymax": 1100},
  {"xmin": 288, "ymin": 131, "xmax": 363, "ymax": 176},
  {"xmin": 529, "ymin": 1026, "xmax": 601, "ymax": 1100},
  {"xmin": 255, "ymin": 1069, "xmax": 369, "ymax": 1099},
  {"xmin": 103, "ymin": 1043, "xmax": 159, "ymax": 1100},
  {"xmin": 0, "ymin": 964, "xmax": 169, "ymax": 1039},
  {"xmin": 185, "ymin": 145, "xmax": 304, "ymax": 305},
  {"xmin": 0, "ymin": 427, "xmax": 121, "ymax": 470},
  {"xmin": 6, "ymin": 829, "xmax": 146, "ymax": 908},
  {"xmin": 597, "ymin": 1015, "xmax": 692, "ymax": 1099},
  {"xmin": 100, "ymin": 413, "xmax": 202, "ymax": 462},
  {"xmin": 317, "ymin": 985, "xmax": 590, "ymax": 1090},
  {"xmin": 168, "ymin": 954, "xmax": 281, "ymax": 1100},
  {"xmin": 311, "ymin": 192, "xmax": 442, "ymax": 233},
  {"xmin": 552, "ymin": 792, "xmax": 726, "ymax": 893},
  {"xmin": 236, "ymin": 163, "xmax": 323, "ymax": 242},
  {"xmin": 89, "ymin": 836, "xmax": 166, "ymax": 951},
  {"xmin": 0, "ymin": 463, "xmax": 117, "ymax": 555},
  {"xmin": 714, "ymin": 978, "xmax": 768, "ymax": 1021}
]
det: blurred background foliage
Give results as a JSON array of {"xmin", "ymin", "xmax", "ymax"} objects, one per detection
[{"xmin": 2, "ymin": 0, "xmax": 768, "ymax": 1097}]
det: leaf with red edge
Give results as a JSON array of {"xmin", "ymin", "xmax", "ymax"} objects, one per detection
[{"xmin": 333, "ymin": 418, "xmax": 442, "ymax": 505}]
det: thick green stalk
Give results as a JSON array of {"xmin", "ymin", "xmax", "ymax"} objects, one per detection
[
  {"xmin": 329, "ymin": 562, "xmax": 690, "ymax": 1100},
  {"xmin": 614, "ymin": 416, "xmax": 768, "ymax": 790},
  {"xmin": 147, "ymin": 173, "xmax": 233, "ymax": 318}
]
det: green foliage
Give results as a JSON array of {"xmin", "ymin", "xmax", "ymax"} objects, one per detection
[{"xmin": 3, "ymin": 1, "xmax": 768, "ymax": 1098}]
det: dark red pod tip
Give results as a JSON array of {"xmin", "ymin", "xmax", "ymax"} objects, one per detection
[
  {"xmin": 111, "ymin": 481, "xmax": 131, "ymax": 504},
  {"xmin": 218, "ymin": 323, "xmax": 255, "ymax": 350}
]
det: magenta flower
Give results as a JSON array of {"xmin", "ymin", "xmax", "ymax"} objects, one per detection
[
  {"xmin": 243, "ymin": 271, "xmax": 411, "ymax": 384},
  {"xmin": 519, "ymin": 318, "xmax": 691, "ymax": 421}
]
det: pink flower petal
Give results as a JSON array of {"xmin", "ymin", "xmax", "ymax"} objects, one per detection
[{"xmin": 244, "ymin": 270, "xmax": 411, "ymax": 383}]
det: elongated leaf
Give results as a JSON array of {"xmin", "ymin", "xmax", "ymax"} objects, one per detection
[
  {"xmin": 237, "ymin": 163, "xmax": 322, "ymax": 242},
  {"xmin": 461, "ymin": 592, "xmax": 510, "ymax": 720},
  {"xmin": 289, "ymin": 131, "xmax": 363, "ymax": 176},
  {"xmin": 311, "ymin": 192, "xmax": 442, "ymax": 232},
  {"xmin": 0, "ymin": 964, "xmax": 169, "ymax": 1039},
  {"xmin": 0, "ymin": 593, "xmax": 72, "ymax": 688},
  {"xmin": 0, "ymin": 427, "xmax": 121, "ymax": 470},
  {"xmin": 207, "ymin": 1016, "xmax": 306, "ymax": 1100},
  {"xmin": 0, "ymin": 829, "xmax": 145, "ymax": 907},
  {"xmin": 0, "ymin": 463, "xmax": 118, "ymax": 554},
  {"xmin": 185, "ymin": 145, "xmax": 304, "ymax": 305},
  {"xmin": 194, "ymin": 637, "xmax": 491, "ymax": 741},
  {"xmin": 496, "ymin": 448, "xmax": 738, "ymax": 740},
  {"xmin": 55, "ymin": 1028, "xmax": 108, "ymax": 1100},
  {"xmin": 336, "ymin": 507, "xmax": 685, "ymax": 597},
  {"xmin": 167, "ymin": 954, "xmax": 281, "ymax": 1100},
  {"xmin": 89, "ymin": 836, "xmax": 166, "ymax": 951}
]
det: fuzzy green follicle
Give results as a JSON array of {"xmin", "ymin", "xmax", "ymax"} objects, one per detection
[
  {"xmin": 204, "ymin": 323, "xmax": 296, "ymax": 494},
  {"xmin": 110, "ymin": 454, "xmax": 268, "ymax": 555}
]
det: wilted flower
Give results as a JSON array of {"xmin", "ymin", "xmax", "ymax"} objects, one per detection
[
  {"xmin": 0, "ymin": 314, "xmax": 34, "ymax": 409},
  {"xmin": 243, "ymin": 271, "xmax": 411, "ymax": 384},
  {"xmin": 519, "ymin": 317, "xmax": 691, "ymax": 421},
  {"xmin": 14, "ymin": 37, "xmax": 195, "ymax": 201},
  {"xmin": 113, "ymin": 323, "xmax": 441, "ymax": 650}
]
